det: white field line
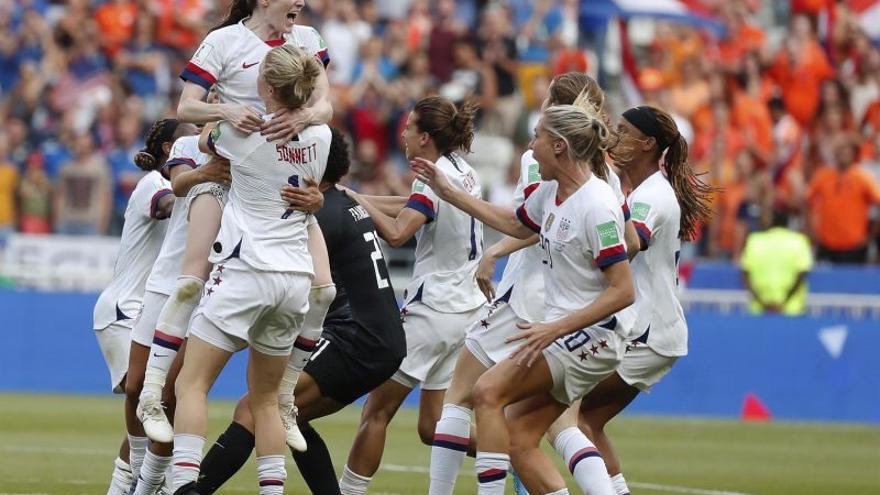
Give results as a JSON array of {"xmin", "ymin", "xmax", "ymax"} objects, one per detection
[{"xmin": 1, "ymin": 446, "xmax": 757, "ymax": 495}]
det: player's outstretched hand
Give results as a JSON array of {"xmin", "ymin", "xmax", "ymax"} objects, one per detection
[
  {"xmin": 262, "ymin": 108, "xmax": 310, "ymax": 142},
  {"xmin": 506, "ymin": 321, "xmax": 560, "ymax": 368},
  {"xmin": 409, "ymin": 157, "xmax": 453, "ymax": 199},
  {"xmin": 280, "ymin": 176, "xmax": 324, "ymax": 213},
  {"xmin": 224, "ymin": 104, "xmax": 263, "ymax": 133},
  {"xmin": 199, "ymin": 157, "xmax": 232, "ymax": 186},
  {"xmin": 475, "ymin": 253, "xmax": 497, "ymax": 302}
]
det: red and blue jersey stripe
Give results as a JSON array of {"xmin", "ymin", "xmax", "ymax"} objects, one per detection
[
  {"xmin": 405, "ymin": 193, "xmax": 435, "ymax": 221},
  {"xmin": 180, "ymin": 62, "xmax": 217, "ymax": 91},
  {"xmin": 595, "ymin": 244, "xmax": 627, "ymax": 270}
]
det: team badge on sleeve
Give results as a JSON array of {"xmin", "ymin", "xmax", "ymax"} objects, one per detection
[
  {"xmin": 631, "ymin": 202, "xmax": 651, "ymax": 222},
  {"xmin": 597, "ymin": 221, "xmax": 620, "ymax": 247}
]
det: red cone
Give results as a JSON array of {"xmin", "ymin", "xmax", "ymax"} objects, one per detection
[{"xmin": 741, "ymin": 393, "xmax": 772, "ymax": 422}]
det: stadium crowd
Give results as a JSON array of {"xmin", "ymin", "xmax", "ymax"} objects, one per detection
[{"xmin": 1, "ymin": 0, "xmax": 880, "ymax": 263}]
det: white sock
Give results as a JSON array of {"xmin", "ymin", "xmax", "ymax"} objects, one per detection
[
  {"xmin": 257, "ymin": 455, "xmax": 287, "ymax": 495},
  {"xmin": 133, "ymin": 450, "xmax": 172, "ymax": 495},
  {"xmin": 545, "ymin": 489, "xmax": 570, "ymax": 495},
  {"xmin": 339, "ymin": 464, "xmax": 371, "ymax": 495},
  {"xmin": 280, "ymin": 284, "xmax": 335, "ymax": 403},
  {"xmin": 171, "ymin": 434, "xmax": 205, "ymax": 491},
  {"xmin": 429, "ymin": 404, "xmax": 472, "ymax": 495},
  {"xmin": 610, "ymin": 473, "xmax": 631, "ymax": 495},
  {"xmin": 106, "ymin": 457, "xmax": 132, "ymax": 495},
  {"xmin": 475, "ymin": 451, "xmax": 509, "ymax": 495},
  {"xmin": 128, "ymin": 435, "xmax": 149, "ymax": 481},
  {"xmin": 142, "ymin": 276, "xmax": 204, "ymax": 396},
  {"xmin": 553, "ymin": 426, "xmax": 613, "ymax": 495}
]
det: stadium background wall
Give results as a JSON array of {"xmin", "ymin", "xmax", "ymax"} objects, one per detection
[{"xmin": 1, "ymin": 288, "xmax": 876, "ymax": 423}]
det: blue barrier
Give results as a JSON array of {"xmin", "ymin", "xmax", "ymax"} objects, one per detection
[
  {"xmin": 686, "ymin": 260, "xmax": 880, "ymax": 294},
  {"xmin": 1, "ymin": 288, "xmax": 877, "ymax": 422}
]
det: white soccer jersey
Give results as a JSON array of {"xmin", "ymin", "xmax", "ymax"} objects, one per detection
[
  {"xmin": 404, "ymin": 153, "xmax": 484, "ymax": 313},
  {"xmin": 145, "ymin": 136, "xmax": 210, "ymax": 295},
  {"xmin": 93, "ymin": 171, "xmax": 172, "ymax": 330},
  {"xmin": 493, "ymin": 150, "xmax": 545, "ymax": 322},
  {"xmin": 627, "ymin": 171, "xmax": 687, "ymax": 356},
  {"xmin": 207, "ymin": 120, "xmax": 331, "ymax": 274},
  {"xmin": 181, "ymin": 20, "xmax": 330, "ymax": 112},
  {"xmin": 516, "ymin": 175, "xmax": 634, "ymax": 335},
  {"xmin": 604, "ymin": 162, "xmax": 628, "ymax": 219}
]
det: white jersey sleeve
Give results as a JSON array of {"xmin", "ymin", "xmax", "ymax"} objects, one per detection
[
  {"xmin": 166, "ymin": 135, "xmax": 203, "ymax": 172},
  {"xmin": 586, "ymin": 200, "xmax": 628, "ymax": 271},
  {"xmin": 181, "ymin": 29, "xmax": 226, "ymax": 91},
  {"xmin": 292, "ymin": 25, "xmax": 331, "ymax": 67},
  {"xmin": 513, "ymin": 150, "xmax": 541, "ymax": 207},
  {"xmin": 405, "ymin": 178, "xmax": 440, "ymax": 222},
  {"xmin": 604, "ymin": 163, "xmax": 629, "ymax": 220},
  {"xmin": 630, "ymin": 192, "xmax": 663, "ymax": 248},
  {"xmin": 516, "ymin": 181, "xmax": 551, "ymax": 234},
  {"xmin": 207, "ymin": 121, "xmax": 259, "ymax": 162}
]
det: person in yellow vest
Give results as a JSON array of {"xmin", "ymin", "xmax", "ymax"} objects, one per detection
[{"xmin": 740, "ymin": 210, "xmax": 813, "ymax": 315}]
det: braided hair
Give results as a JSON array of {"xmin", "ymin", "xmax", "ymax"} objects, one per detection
[{"xmin": 134, "ymin": 119, "xmax": 181, "ymax": 172}]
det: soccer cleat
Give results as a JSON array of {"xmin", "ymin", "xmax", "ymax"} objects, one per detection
[
  {"xmin": 136, "ymin": 392, "xmax": 174, "ymax": 443},
  {"xmin": 279, "ymin": 402, "xmax": 307, "ymax": 452}
]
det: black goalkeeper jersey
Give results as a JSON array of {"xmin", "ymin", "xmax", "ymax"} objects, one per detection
[{"xmin": 314, "ymin": 188, "xmax": 406, "ymax": 359}]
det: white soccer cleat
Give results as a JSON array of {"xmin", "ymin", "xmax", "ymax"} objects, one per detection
[
  {"xmin": 136, "ymin": 392, "xmax": 174, "ymax": 443},
  {"xmin": 279, "ymin": 402, "xmax": 307, "ymax": 452}
]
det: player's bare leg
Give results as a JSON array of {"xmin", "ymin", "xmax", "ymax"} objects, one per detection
[
  {"xmin": 340, "ymin": 379, "xmax": 412, "ymax": 495},
  {"xmin": 247, "ymin": 345, "xmax": 292, "ymax": 495},
  {"xmin": 138, "ymin": 195, "xmax": 220, "ymax": 443},
  {"xmin": 428, "ymin": 348, "xmax": 485, "ymax": 495},
  {"xmin": 169, "ymin": 336, "xmax": 231, "ymax": 492},
  {"xmin": 577, "ymin": 373, "xmax": 640, "ymax": 495},
  {"xmin": 471, "ymin": 355, "xmax": 556, "ymax": 495}
]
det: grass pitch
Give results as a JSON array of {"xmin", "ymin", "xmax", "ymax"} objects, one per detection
[{"xmin": 0, "ymin": 393, "xmax": 878, "ymax": 494}]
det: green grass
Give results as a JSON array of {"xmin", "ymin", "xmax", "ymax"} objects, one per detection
[{"xmin": 0, "ymin": 394, "xmax": 878, "ymax": 494}]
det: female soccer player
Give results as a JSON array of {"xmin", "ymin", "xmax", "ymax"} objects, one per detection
[
  {"xmin": 428, "ymin": 72, "xmax": 639, "ymax": 495},
  {"xmin": 573, "ymin": 105, "xmax": 713, "ymax": 495},
  {"xmin": 410, "ymin": 91, "xmax": 635, "ymax": 495},
  {"xmin": 170, "ymin": 44, "xmax": 330, "ymax": 495},
  {"xmin": 337, "ymin": 96, "xmax": 485, "ymax": 495},
  {"xmin": 137, "ymin": 0, "xmax": 335, "ymax": 450},
  {"xmin": 120, "ymin": 120, "xmax": 229, "ymax": 495},
  {"xmin": 95, "ymin": 150, "xmax": 174, "ymax": 495}
]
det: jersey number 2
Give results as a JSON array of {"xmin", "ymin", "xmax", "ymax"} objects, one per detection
[{"xmin": 364, "ymin": 231, "xmax": 390, "ymax": 289}]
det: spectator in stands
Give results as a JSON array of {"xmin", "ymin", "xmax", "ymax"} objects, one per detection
[
  {"xmin": 17, "ymin": 152, "xmax": 52, "ymax": 235},
  {"xmin": 740, "ymin": 210, "xmax": 813, "ymax": 315},
  {"xmin": 807, "ymin": 134, "xmax": 880, "ymax": 263},
  {"xmin": 53, "ymin": 131, "xmax": 111, "ymax": 236},
  {"xmin": 477, "ymin": 5, "xmax": 519, "ymax": 138},
  {"xmin": 117, "ymin": 14, "xmax": 170, "ymax": 120},
  {"xmin": 0, "ymin": 133, "xmax": 18, "ymax": 246},
  {"xmin": 427, "ymin": 0, "xmax": 467, "ymax": 84},
  {"xmin": 106, "ymin": 116, "xmax": 145, "ymax": 235},
  {"xmin": 93, "ymin": 0, "xmax": 136, "ymax": 57}
]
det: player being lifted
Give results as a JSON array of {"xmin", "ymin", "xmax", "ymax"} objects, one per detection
[
  {"xmin": 428, "ymin": 72, "xmax": 639, "ymax": 495},
  {"xmin": 339, "ymin": 96, "xmax": 485, "ymax": 495},
  {"xmin": 410, "ymin": 89, "xmax": 635, "ymax": 495},
  {"xmin": 94, "ymin": 121, "xmax": 176, "ymax": 495},
  {"xmin": 170, "ymin": 45, "xmax": 329, "ymax": 495},
  {"xmin": 137, "ymin": 0, "xmax": 334, "ymax": 451}
]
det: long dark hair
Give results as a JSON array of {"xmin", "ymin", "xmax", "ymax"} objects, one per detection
[
  {"xmin": 134, "ymin": 119, "xmax": 181, "ymax": 171},
  {"xmin": 649, "ymin": 107, "xmax": 714, "ymax": 240},
  {"xmin": 213, "ymin": 0, "xmax": 256, "ymax": 31}
]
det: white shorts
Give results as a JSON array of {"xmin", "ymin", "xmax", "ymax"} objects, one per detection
[
  {"xmin": 189, "ymin": 257, "xmax": 312, "ymax": 357},
  {"xmin": 130, "ymin": 291, "xmax": 170, "ymax": 347},
  {"xmin": 186, "ymin": 182, "xmax": 229, "ymax": 217},
  {"xmin": 543, "ymin": 323, "xmax": 625, "ymax": 406},
  {"xmin": 94, "ymin": 322, "xmax": 131, "ymax": 393},
  {"xmin": 464, "ymin": 302, "xmax": 525, "ymax": 369},
  {"xmin": 617, "ymin": 344, "xmax": 678, "ymax": 392},
  {"xmin": 392, "ymin": 302, "xmax": 482, "ymax": 390}
]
